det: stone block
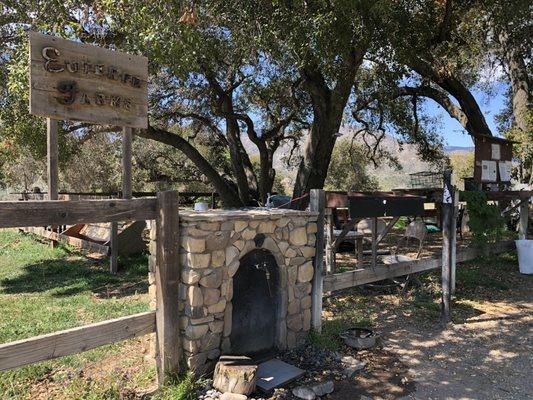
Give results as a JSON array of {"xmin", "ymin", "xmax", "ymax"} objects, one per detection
[
  {"xmin": 209, "ymin": 319, "xmax": 224, "ymax": 334},
  {"xmin": 183, "ymin": 237, "xmax": 206, "ymax": 253},
  {"xmin": 285, "ymin": 247, "xmax": 298, "ymax": 258},
  {"xmin": 187, "ymin": 352, "xmax": 208, "ymax": 372},
  {"xmin": 224, "ymin": 303, "xmax": 233, "ymax": 337},
  {"xmin": 235, "ymin": 220, "xmax": 248, "ymax": 232},
  {"xmin": 301, "ymin": 246, "xmax": 316, "ymax": 258},
  {"xmin": 208, "ymin": 298, "xmax": 227, "ymax": 314},
  {"xmin": 202, "ymin": 333, "xmax": 221, "ymax": 351},
  {"xmin": 189, "ymin": 285, "xmax": 204, "ymax": 307},
  {"xmin": 276, "ymin": 217, "xmax": 289, "ymax": 227},
  {"xmin": 226, "ymin": 246, "xmax": 240, "ymax": 266},
  {"xmin": 182, "ymin": 268, "xmax": 201, "ymax": 285},
  {"xmin": 206, "ymin": 231, "xmax": 231, "ymax": 251},
  {"xmin": 200, "ymin": 222, "xmax": 220, "ymax": 231},
  {"xmin": 298, "ymin": 261, "xmax": 314, "ymax": 283},
  {"xmin": 221, "ymin": 221, "xmax": 234, "ymax": 231},
  {"xmin": 228, "ymin": 260, "xmax": 240, "ymax": 278},
  {"xmin": 203, "ymin": 288, "xmax": 221, "ymax": 306},
  {"xmin": 302, "ymin": 309, "xmax": 311, "ymax": 331},
  {"xmin": 187, "ymin": 253, "xmax": 211, "ymax": 269},
  {"xmin": 200, "ymin": 269, "xmax": 223, "ymax": 288},
  {"xmin": 242, "ymin": 228, "xmax": 256, "ymax": 240},
  {"xmin": 257, "ymin": 221, "xmax": 276, "ymax": 234},
  {"xmin": 185, "ymin": 324, "xmax": 209, "ymax": 340},
  {"xmin": 221, "ymin": 279, "xmax": 233, "ymax": 300},
  {"xmin": 288, "ymin": 299, "xmax": 300, "ymax": 315},
  {"xmin": 287, "ymin": 314, "xmax": 303, "ymax": 331},
  {"xmin": 300, "ymin": 295, "xmax": 312, "ymax": 309},
  {"xmin": 183, "ymin": 338, "xmax": 201, "ymax": 353},
  {"xmin": 289, "ymin": 227, "xmax": 308, "ymax": 246},
  {"xmin": 307, "ymin": 222, "xmax": 318, "ymax": 234}
]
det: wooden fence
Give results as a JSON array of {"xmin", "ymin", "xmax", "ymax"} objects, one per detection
[{"xmin": 0, "ymin": 192, "xmax": 181, "ymax": 384}]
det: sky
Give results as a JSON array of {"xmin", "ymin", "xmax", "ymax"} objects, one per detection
[{"xmin": 426, "ymin": 81, "xmax": 508, "ymax": 148}]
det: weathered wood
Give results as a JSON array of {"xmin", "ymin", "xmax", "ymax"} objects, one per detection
[
  {"xmin": 155, "ymin": 191, "xmax": 181, "ymax": 384},
  {"xmin": 122, "ymin": 127, "xmax": 133, "ymax": 199},
  {"xmin": 0, "ymin": 311, "xmax": 155, "ymax": 371},
  {"xmin": 322, "ymin": 241, "xmax": 514, "ymax": 292},
  {"xmin": 451, "ymin": 194, "xmax": 459, "ymax": 294},
  {"xmin": 441, "ymin": 171, "xmax": 454, "ymax": 323},
  {"xmin": 0, "ymin": 197, "xmax": 157, "ymax": 228},
  {"xmin": 331, "ymin": 218, "xmax": 358, "ymax": 250},
  {"xmin": 47, "ymin": 117, "xmax": 59, "ymax": 247},
  {"xmin": 110, "ymin": 221, "xmax": 118, "ymax": 274},
  {"xmin": 29, "ymin": 32, "xmax": 148, "ymax": 128},
  {"xmin": 309, "ymin": 189, "xmax": 325, "ymax": 333},
  {"xmin": 371, "ymin": 217, "xmax": 378, "ymax": 268},
  {"xmin": 518, "ymin": 200, "xmax": 529, "ymax": 240},
  {"xmin": 325, "ymin": 208, "xmax": 335, "ymax": 274},
  {"xmin": 47, "ymin": 118, "xmax": 59, "ymax": 200},
  {"xmin": 23, "ymin": 226, "xmax": 110, "ymax": 255},
  {"xmin": 376, "ymin": 216, "xmax": 400, "ymax": 245},
  {"xmin": 213, "ymin": 356, "xmax": 258, "ymax": 395}
]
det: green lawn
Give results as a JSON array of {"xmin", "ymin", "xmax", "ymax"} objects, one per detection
[{"xmin": 0, "ymin": 229, "xmax": 155, "ymax": 399}]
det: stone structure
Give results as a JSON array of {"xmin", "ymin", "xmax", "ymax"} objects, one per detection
[{"xmin": 148, "ymin": 209, "xmax": 318, "ymax": 375}]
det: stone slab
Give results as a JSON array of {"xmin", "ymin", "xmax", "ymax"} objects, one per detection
[{"xmin": 256, "ymin": 359, "xmax": 305, "ymax": 393}]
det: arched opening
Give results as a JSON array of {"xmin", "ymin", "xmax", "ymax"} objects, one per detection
[{"xmin": 230, "ymin": 249, "xmax": 280, "ymax": 356}]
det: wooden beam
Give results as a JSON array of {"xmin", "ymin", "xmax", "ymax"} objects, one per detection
[
  {"xmin": 518, "ymin": 200, "xmax": 529, "ymax": 240},
  {"xmin": 310, "ymin": 189, "xmax": 325, "ymax": 333},
  {"xmin": 0, "ymin": 198, "xmax": 157, "ymax": 229},
  {"xmin": 155, "ymin": 191, "xmax": 181, "ymax": 384},
  {"xmin": 376, "ymin": 216, "xmax": 400, "ymax": 245},
  {"xmin": 0, "ymin": 311, "xmax": 155, "ymax": 372},
  {"xmin": 47, "ymin": 118, "xmax": 59, "ymax": 201},
  {"xmin": 441, "ymin": 171, "xmax": 453, "ymax": 323},
  {"xmin": 122, "ymin": 127, "xmax": 133, "ymax": 199},
  {"xmin": 110, "ymin": 222, "xmax": 119, "ymax": 274},
  {"xmin": 322, "ymin": 241, "xmax": 514, "ymax": 292},
  {"xmin": 325, "ymin": 208, "xmax": 335, "ymax": 274},
  {"xmin": 451, "ymin": 194, "xmax": 459, "ymax": 294}
]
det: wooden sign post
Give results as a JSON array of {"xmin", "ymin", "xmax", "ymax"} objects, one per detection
[{"xmin": 29, "ymin": 32, "xmax": 148, "ymax": 272}]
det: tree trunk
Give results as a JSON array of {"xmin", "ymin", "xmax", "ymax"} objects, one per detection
[{"xmin": 140, "ymin": 126, "xmax": 243, "ymax": 208}]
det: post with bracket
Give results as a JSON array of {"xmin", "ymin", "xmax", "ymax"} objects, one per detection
[
  {"xmin": 310, "ymin": 189, "xmax": 325, "ymax": 333},
  {"xmin": 441, "ymin": 170, "xmax": 454, "ymax": 323}
]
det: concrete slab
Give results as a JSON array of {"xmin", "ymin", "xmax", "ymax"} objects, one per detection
[{"xmin": 256, "ymin": 359, "xmax": 305, "ymax": 393}]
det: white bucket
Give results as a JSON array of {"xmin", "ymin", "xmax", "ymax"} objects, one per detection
[{"xmin": 515, "ymin": 240, "xmax": 533, "ymax": 274}]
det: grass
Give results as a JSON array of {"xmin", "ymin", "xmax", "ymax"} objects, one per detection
[{"xmin": 0, "ymin": 229, "xmax": 156, "ymax": 399}]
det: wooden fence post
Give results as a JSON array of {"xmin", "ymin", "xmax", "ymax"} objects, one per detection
[
  {"xmin": 110, "ymin": 127, "xmax": 133, "ymax": 274},
  {"xmin": 441, "ymin": 170, "xmax": 454, "ymax": 323},
  {"xmin": 46, "ymin": 118, "xmax": 58, "ymax": 201},
  {"xmin": 325, "ymin": 208, "xmax": 335, "ymax": 274},
  {"xmin": 310, "ymin": 189, "xmax": 325, "ymax": 333},
  {"xmin": 451, "ymin": 192, "xmax": 459, "ymax": 294},
  {"xmin": 518, "ymin": 200, "xmax": 529, "ymax": 240},
  {"xmin": 155, "ymin": 191, "xmax": 181, "ymax": 385}
]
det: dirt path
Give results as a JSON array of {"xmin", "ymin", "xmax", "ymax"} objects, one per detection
[{"xmin": 378, "ymin": 289, "xmax": 533, "ymax": 399}]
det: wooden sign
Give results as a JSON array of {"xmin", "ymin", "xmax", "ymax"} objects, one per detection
[{"xmin": 29, "ymin": 32, "xmax": 148, "ymax": 128}]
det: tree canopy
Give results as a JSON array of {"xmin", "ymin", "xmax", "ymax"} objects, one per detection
[{"xmin": 0, "ymin": 0, "xmax": 530, "ymax": 204}]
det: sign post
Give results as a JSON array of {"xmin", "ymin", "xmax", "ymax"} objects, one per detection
[{"xmin": 29, "ymin": 32, "xmax": 148, "ymax": 272}]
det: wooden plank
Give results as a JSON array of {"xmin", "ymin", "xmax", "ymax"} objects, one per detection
[
  {"xmin": 122, "ymin": 127, "xmax": 133, "ymax": 199},
  {"xmin": 441, "ymin": 171, "xmax": 453, "ymax": 323},
  {"xmin": 375, "ymin": 216, "xmax": 400, "ymax": 245},
  {"xmin": 23, "ymin": 226, "xmax": 110, "ymax": 254},
  {"xmin": 323, "ymin": 241, "xmax": 515, "ymax": 292},
  {"xmin": 325, "ymin": 209, "xmax": 335, "ymax": 274},
  {"xmin": 518, "ymin": 200, "xmax": 529, "ymax": 240},
  {"xmin": 309, "ymin": 189, "xmax": 325, "ymax": 333},
  {"xmin": 29, "ymin": 32, "xmax": 148, "ymax": 128},
  {"xmin": 0, "ymin": 311, "xmax": 155, "ymax": 371},
  {"xmin": 47, "ymin": 118, "xmax": 58, "ymax": 200},
  {"xmin": 155, "ymin": 191, "xmax": 181, "ymax": 384},
  {"xmin": 0, "ymin": 197, "xmax": 157, "ymax": 228},
  {"xmin": 110, "ymin": 222, "xmax": 119, "ymax": 274}
]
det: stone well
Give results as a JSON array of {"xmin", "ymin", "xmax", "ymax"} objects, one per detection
[{"xmin": 148, "ymin": 209, "xmax": 318, "ymax": 375}]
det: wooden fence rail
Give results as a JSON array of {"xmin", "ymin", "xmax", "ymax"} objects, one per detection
[
  {"xmin": 0, "ymin": 198, "xmax": 157, "ymax": 229},
  {"xmin": 0, "ymin": 311, "xmax": 156, "ymax": 372},
  {"xmin": 323, "ymin": 240, "xmax": 515, "ymax": 293},
  {"xmin": 0, "ymin": 191, "xmax": 180, "ymax": 385}
]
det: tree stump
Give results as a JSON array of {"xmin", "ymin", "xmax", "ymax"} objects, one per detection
[{"xmin": 213, "ymin": 356, "xmax": 258, "ymax": 395}]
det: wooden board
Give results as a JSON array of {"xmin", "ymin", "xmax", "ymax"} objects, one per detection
[
  {"xmin": 0, "ymin": 311, "xmax": 155, "ymax": 371},
  {"xmin": 0, "ymin": 198, "xmax": 157, "ymax": 229},
  {"xmin": 29, "ymin": 32, "xmax": 148, "ymax": 128},
  {"xmin": 323, "ymin": 241, "xmax": 515, "ymax": 292}
]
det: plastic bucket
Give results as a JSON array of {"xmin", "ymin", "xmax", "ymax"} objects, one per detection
[{"xmin": 515, "ymin": 240, "xmax": 533, "ymax": 274}]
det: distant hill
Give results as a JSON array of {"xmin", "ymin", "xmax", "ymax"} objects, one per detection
[
  {"xmin": 444, "ymin": 146, "xmax": 475, "ymax": 154},
  {"xmin": 241, "ymin": 126, "xmax": 459, "ymax": 193}
]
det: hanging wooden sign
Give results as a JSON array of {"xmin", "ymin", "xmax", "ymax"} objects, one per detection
[{"xmin": 29, "ymin": 32, "xmax": 148, "ymax": 128}]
